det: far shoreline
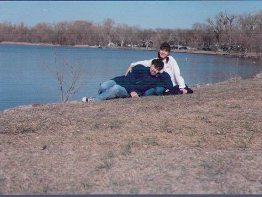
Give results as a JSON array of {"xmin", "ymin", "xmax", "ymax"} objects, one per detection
[{"xmin": 1, "ymin": 41, "xmax": 262, "ymax": 61}]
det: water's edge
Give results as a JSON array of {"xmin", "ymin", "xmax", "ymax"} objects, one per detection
[{"xmin": 2, "ymin": 73, "xmax": 261, "ymax": 113}]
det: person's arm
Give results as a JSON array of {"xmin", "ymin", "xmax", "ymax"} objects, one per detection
[
  {"xmin": 125, "ymin": 59, "xmax": 152, "ymax": 76},
  {"xmin": 159, "ymin": 72, "xmax": 174, "ymax": 90},
  {"xmin": 169, "ymin": 56, "xmax": 186, "ymax": 92},
  {"xmin": 125, "ymin": 65, "xmax": 146, "ymax": 96}
]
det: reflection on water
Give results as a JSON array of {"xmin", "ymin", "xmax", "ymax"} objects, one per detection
[{"xmin": 0, "ymin": 44, "xmax": 261, "ymax": 110}]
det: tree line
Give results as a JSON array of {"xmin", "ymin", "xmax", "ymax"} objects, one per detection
[{"xmin": 0, "ymin": 10, "xmax": 262, "ymax": 54}]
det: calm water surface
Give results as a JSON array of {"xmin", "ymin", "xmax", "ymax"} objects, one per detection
[{"xmin": 0, "ymin": 44, "xmax": 261, "ymax": 110}]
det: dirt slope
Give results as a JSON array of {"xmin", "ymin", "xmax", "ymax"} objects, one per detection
[{"xmin": 0, "ymin": 76, "xmax": 262, "ymax": 194}]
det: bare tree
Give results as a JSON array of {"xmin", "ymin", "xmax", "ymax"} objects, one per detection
[
  {"xmin": 44, "ymin": 50, "xmax": 84, "ymax": 103},
  {"xmin": 138, "ymin": 29, "xmax": 155, "ymax": 49},
  {"xmin": 53, "ymin": 22, "xmax": 70, "ymax": 45},
  {"xmin": 31, "ymin": 22, "xmax": 54, "ymax": 43},
  {"xmin": 1, "ymin": 10, "xmax": 262, "ymax": 56},
  {"xmin": 115, "ymin": 24, "xmax": 130, "ymax": 47},
  {"xmin": 56, "ymin": 61, "xmax": 82, "ymax": 102},
  {"xmin": 237, "ymin": 14, "xmax": 257, "ymax": 53},
  {"xmin": 125, "ymin": 26, "xmax": 140, "ymax": 48},
  {"xmin": 101, "ymin": 18, "xmax": 115, "ymax": 46},
  {"xmin": 207, "ymin": 11, "xmax": 238, "ymax": 51}
]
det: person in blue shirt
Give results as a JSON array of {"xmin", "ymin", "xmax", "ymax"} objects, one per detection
[{"xmin": 82, "ymin": 59, "xmax": 173, "ymax": 102}]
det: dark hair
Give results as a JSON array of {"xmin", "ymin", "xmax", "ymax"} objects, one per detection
[
  {"xmin": 151, "ymin": 59, "xmax": 164, "ymax": 71},
  {"xmin": 158, "ymin": 42, "xmax": 170, "ymax": 63},
  {"xmin": 160, "ymin": 42, "xmax": 171, "ymax": 52}
]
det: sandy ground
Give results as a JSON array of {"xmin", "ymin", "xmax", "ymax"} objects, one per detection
[{"xmin": 0, "ymin": 74, "xmax": 262, "ymax": 194}]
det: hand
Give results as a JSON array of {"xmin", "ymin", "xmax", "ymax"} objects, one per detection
[
  {"xmin": 130, "ymin": 91, "xmax": 139, "ymax": 98},
  {"xmin": 125, "ymin": 65, "xmax": 132, "ymax": 76},
  {"xmin": 180, "ymin": 88, "xmax": 188, "ymax": 94}
]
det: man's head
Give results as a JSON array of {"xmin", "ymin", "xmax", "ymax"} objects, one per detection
[{"xmin": 150, "ymin": 59, "xmax": 164, "ymax": 76}]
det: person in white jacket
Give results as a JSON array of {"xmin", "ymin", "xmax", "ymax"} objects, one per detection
[{"xmin": 125, "ymin": 42, "xmax": 188, "ymax": 95}]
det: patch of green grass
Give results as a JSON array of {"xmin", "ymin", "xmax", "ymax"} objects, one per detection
[
  {"xmin": 200, "ymin": 116, "xmax": 212, "ymax": 123},
  {"xmin": 110, "ymin": 179, "xmax": 132, "ymax": 193},
  {"xmin": 194, "ymin": 137, "xmax": 207, "ymax": 148},
  {"xmin": 130, "ymin": 187, "xmax": 140, "ymax": 194},
  {"xmin": 16, "ymin": 127, "xmax": 36, "ymax": 134},
  {"xmin": 96, "ymin": 151, "xmax": 114, "ymax": 170},
  {"xmin": 159, "ymin": 120, "xmax": 172, "ymax": 133},
  {"xmin": 93, "ymin": 123, "xmax": 100, "ymax": 129},
  {"xmin": 200, "ymin": 161, "xmax": 212, "ymax": 169},
  {"xmin": 108, "ymin": 119, "xmax": 122, "ymax": 129},
  {"xmin": 235, "ymin": 140, "xmax": 248, "ymax": 149},
  {"xmin": 121, "ymin": 138, "xmax": 134, "ymax": 156},
  {"xmin": 143, "ymin": 136, "xmax": 159, "ymax": 146},
  {"xmin": 80, "ymin": 181, "xmax": 92, "ymax": 191}
]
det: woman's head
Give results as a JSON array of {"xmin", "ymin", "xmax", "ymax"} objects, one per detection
[{"xmin": 158, "ymin": 42, "xmax": 171, "ymax": 60}]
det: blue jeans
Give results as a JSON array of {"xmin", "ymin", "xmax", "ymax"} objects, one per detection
[
  {"xmin": 95, "ymin": 80, "xmax": 129, "ymax": 101},
  {"xmin": 143, "ymin": 86, "xmax": 165, "ymax": 96}
]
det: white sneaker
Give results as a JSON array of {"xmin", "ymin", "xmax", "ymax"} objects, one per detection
[
  {"xmin": 87, "ymin": 97, "xmax": 96, "ymax": 102},
  {"xmin": 81, "ymin": 97, "xmax": 95, "ymax": 102},
  {"xmin": 81, "ymin": 97, "xmax": 88, "ymax": 102}
]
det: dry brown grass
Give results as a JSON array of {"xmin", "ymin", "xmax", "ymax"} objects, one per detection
[{"xmin": 0, "ymin": 76, "xmax": 262, "ymax": 194}]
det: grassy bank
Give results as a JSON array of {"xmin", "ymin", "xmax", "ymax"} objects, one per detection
[{"xmin": 0, "ymin": 75, "xmax": 262, "ymax": 194}]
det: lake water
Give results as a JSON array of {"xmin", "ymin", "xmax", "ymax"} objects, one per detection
[{"xmin": 0, "ymin": 44, "xmax": 262, "ymax": 111}]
